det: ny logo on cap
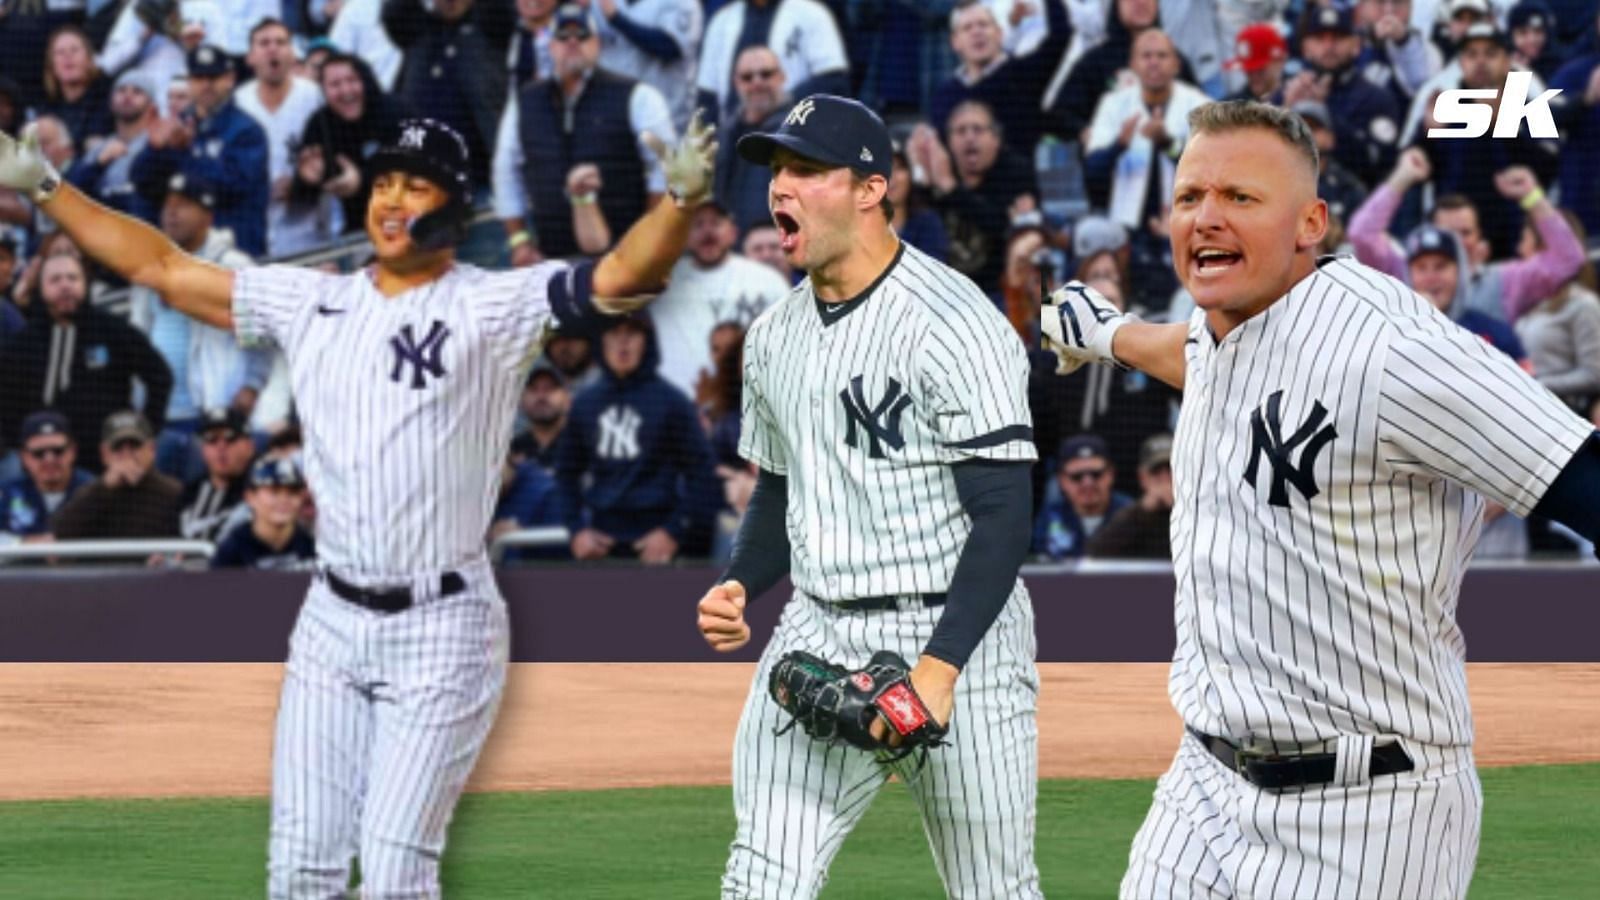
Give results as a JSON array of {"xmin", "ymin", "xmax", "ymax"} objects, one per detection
[
  {"xmin": 785, "ymin": 99, "xmax": 816, "ymax": 128},
  {"xmin": 860, "ymin": 147, "xmax": 873, "ymax": 163},
  {"xmin": 400, "ymin": 125, "xmax": 428, "ymax": 150}
]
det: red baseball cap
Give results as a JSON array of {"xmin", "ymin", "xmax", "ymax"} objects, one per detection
[{"xmin": 1225, "ymin": 24, "xmax": 1288, "ymax": 72}]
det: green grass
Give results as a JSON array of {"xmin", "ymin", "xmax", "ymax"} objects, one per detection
[{"xmin": 0, "ymin": 766, "xmax": 1594, "ymax": 898}]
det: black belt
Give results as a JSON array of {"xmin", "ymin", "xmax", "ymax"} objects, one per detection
[
  {"xmin": 1188, "ymin": 727, "xmax": 1414, "ymax": 791},
  {"xmin": 837, "ymin": 592, "xmax": 947, "ymax": 611},
  {"xmin": 323, "ymin": 570, "xmax": 466, "ymax": 614}
]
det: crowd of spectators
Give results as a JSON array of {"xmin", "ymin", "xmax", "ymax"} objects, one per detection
[{"xmin": 4, "ymin": 0, "xmax": 1600, "ymax": 567}]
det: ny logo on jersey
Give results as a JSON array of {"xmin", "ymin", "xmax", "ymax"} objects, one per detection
[
  {"xmin": 389, "ymin": 320, "xmax": 451, "ymax": 389},
  {"xmin": 1243, "ymin": 390, "xmax": 1338, "ymax": 508},
  {"xmin": 785, "ymin": 98, "xmax": 815, "ymax": 127},
  {"xmin": 840, "ymin": 375, "xmax": 912, "ymax": 459},
  {"xmin": 597, "ymin": 405, "xmax": 643, "ymax": 459}
]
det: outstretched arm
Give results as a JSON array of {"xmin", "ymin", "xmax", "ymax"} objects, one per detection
[
  {"xmin": 0, "ymin": 128, "xmax": 234, "ymax": 330},
  {"xmin": 1042, "ymin": 281, "xmax": 1188, "ymax": 389}
]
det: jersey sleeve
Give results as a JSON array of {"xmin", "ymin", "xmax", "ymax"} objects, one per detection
[
  {"xmin": 232, "ymin": 265, "xmax": 336, "ymax": 349},
  {"xmin": 1376, "ymin": 317, "xmax": 1595, "ymax": 516},
  {"xmin": 736, "ymin": 322, "xmax": 789, "ymax": 474},
  {"xmin": 473, "ymin": 261, "xmax": 595, "ymax": 369},
  {"xmin": 919, "ymin": 299, "xmax": 1038, "ymax": 464}
]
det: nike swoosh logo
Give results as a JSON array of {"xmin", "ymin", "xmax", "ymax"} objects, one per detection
[{"xmin": 316, "ymin": 305, "xmax": 345, "ymax": 316}]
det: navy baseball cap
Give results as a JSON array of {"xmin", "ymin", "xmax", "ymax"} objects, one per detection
[
  {"xmin": 20, "ymin": 410, "xmax": 71, "ymax": 442},
  {"xmin": 249, "ymin": 455, "xmax": 306, "ymax": 489},
  {"xmin": 1303, "ymin": 5, "xmax": 1354, "ymax": 36},
  {"xmin": 187, "ymin": 44, "xmax": 231, "ymax": 78},
  {"xmin": 1058, "ymin": 434, "xmax": 1111, "ymax": 464},
  {"xmin": 1405, "ymin": 225, "xmax": 1462, "ymax": 264},
  {"xmin": 198, "ymin": 406, "xmax": 250, "ymax": 439},
  {"xmin": 1458, "ymin": 21, "xmax": 1512, "ymax": 52},
  {"xmin": 736, "ymin": 94, "xmax": 894, "ymax": 180},
  {"xmin": 1509, "ymin": 1, "xmax": 1553, "ymax": 32},
  {"xmin": 368, "ymin": 118, "xmax": 473, "ymax": 206},
  {"xmin": 167, "ymin": 170, "xmax": 218, "ymax": 210},
  {"xmin": 553, "ymin": 2, "xmax": 597, "ymax": 36}
]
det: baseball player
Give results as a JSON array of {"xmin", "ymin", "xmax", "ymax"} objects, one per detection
[
  {"xmin": 1043, "ymin": 100, "xmax": 1600, "ymax": 899},
  {"xmin": 695, "ymin": 94, "xmax": 1042, "ymax": 899},
  {"xmin": 0, "ymin": 115, "xmax": 716, "ymax": 897}
]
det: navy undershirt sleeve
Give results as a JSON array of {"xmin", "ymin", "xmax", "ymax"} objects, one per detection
[
  {"xmin": 547, "ymin": 261, "xmax": 604, "ymax": 335},
  {"xmin": 721, "ymin": 467, "xmax": 791, "ymax": 601},
  {"xmin": 1530, "ymin": 432, "xmax": 1600, "ymax": 559},
  {"xmin": 923, "ymin": 459, "xmax": 1034, "ymax": 670}
]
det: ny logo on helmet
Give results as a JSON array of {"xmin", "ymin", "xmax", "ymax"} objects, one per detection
[
  {"xmin": 399, "ymin": 125, "xmax": 428, "ymax": 150},
  {"xmin": 786, "ymin": 99, "xmax": 816, "ymax": 128}
]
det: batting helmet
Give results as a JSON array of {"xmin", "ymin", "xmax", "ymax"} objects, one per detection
[{"xmin": 368, "ymin": 118, "xmax": 474, "ymax": 252}]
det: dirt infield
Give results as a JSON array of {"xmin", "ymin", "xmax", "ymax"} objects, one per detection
[{"xmin": 1, "ymin": 663, "xmax": 1598, "ymax": 801}]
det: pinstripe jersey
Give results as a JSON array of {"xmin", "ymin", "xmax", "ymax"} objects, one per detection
[
  {"xmin": 233, "ymin": 262, "xmax": 576, "ymax": 581},
  {"xmin": 737, "ymin": 242, "xmax": 1036, "ymax": 602},
  {"xmin": 1170, "ymin": 256, "xmax": 1594, "ymax": 750}
]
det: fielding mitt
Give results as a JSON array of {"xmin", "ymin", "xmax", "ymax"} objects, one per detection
[{"xmin": 769, "ymin": 650, "xmax": 948, "ymax": 759}]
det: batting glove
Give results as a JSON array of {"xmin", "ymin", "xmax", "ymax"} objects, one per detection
[
  {"xmin": 1040, "ymin": 280, "xmax": 1135, "ymax": 375},
  {"xmin": 643, "ymin": 110, "xmax": 717, "ymax": 209},
  {"xmin": 0, "ymin": 124, "xmax": 62, "ymax": 204}
]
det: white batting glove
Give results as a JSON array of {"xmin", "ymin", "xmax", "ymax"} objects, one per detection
[
  {"xmin": 1040, "ymin": 280, "xmax": 1135, "ymax": 375},
  {"xmin": 0, "ymin": 124, "xmax": 62, "ymax": 204},
  {"xmin": 643, "ymin": 110, "xmax": 717, "ymax": 209}
]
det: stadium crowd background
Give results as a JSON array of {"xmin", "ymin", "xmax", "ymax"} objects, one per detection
[{"xmin": 1, "ymin": 0, "xmax": 1598, "ymax": 569}]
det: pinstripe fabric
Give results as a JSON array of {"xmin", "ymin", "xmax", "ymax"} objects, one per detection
[
  {"xmin": 233, "ymin": 262, "xmax": 564, "ymax": 897},
  {"xmin": 1130, "ymin": 256, "xmax": 1588, "ymax": 899},
  {"xmin": 728, "ymin": 242, "xmax": 1041, "ymax": 899},
  {"xmin": 724, "ymin": 587, "xmax": 1040, "ymax": 900}
]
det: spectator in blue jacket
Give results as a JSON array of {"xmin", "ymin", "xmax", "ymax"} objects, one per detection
[
  {"xmin": 211, "ymin": 455, "xmax": 317, "ymax": 570},
  {"xmin": 1032, "ymin": 434, "xmax": 1134, "ymax": 560},
  {"xmin": 0, "ymin": 411, "xmax": 94, "ymax": 545},
  {"xmin": 131, "ymin": 44, "xmax": 270, "ymax": 257},
  {"xmin": 555, "ymin": 312, "xmax": 720, "ymax": 564}
]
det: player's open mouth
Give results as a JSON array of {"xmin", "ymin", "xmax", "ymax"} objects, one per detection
[
  {"xmin": 773, "ymin": 211, "xmax": 801, "ymax": 252},
  {"xmin": 1192, "ymin": 247, "xmax": 1242, "ymax": 275}
]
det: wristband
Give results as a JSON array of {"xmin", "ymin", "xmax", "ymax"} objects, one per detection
[
  {"xmin": 507, "ymin": 230, "xmax": 532, "ymax": 249},
  {"xmin": 568, "ymin": 192, "xmax": 598, "ymax": 206},
  {"xmin": 1519, "ymin": 187, "xmax": 1546, "ymax": 211}
]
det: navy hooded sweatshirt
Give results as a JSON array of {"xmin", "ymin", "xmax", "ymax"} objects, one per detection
[{"xmin": 554, "ymin": 313, "xmax": 721, "ymax": 553}]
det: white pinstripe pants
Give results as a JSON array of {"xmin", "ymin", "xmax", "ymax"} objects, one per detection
[
  {"xmin": 723, "ymin": 585, "xmax": 1043, "ymax": 900},
  {"xmin": 1120, "ymin": 732, "xmax": 1481, "ymax": 899},
  {"xmin": 267, "ymin": 561, "xmax": 509, "ymax": 899}
]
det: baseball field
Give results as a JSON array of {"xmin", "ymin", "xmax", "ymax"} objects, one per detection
[{"xmin": 2, "ymin": 663, "xmax": 1597, "ymax": 898}]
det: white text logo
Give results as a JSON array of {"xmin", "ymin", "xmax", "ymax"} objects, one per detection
[{"xmin": 1429, "ymin": 72, "xmax": 1561, "ymax": 139}]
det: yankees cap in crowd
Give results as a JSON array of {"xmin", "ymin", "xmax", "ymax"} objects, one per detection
[
  {"xmin": 1072, "ymin": 216, "xmax": 1128, "ymax": 260},
  {"xmin": 102, "ymin": 410, "xmax": 154, "ymax": 444},
  {"xmin": 552, "ymin": 2, "xmax": 598, "ymax": 35},
  {"xmin": 187, "ymin": 44, "xmax": 231, "ymax": 78},
  {"xmin": 198, "ymin": 406, "xmax": 250, "ymax": 440},
  {"xmin": 1058, "ymin": 434, "xmax": 1111, "ymax": 464},
  {"xmin": 113, "ymin": 68, "xmax": 160, "ymax": 100},
  {"xmin": 1303, "ymin": 4, "xmax": 1354, "ymax": 36},
  {"xmin": 1139, "ymin": 433, "xmax": 1174, "ymax": 471},
  {"xmin": 250, "ymin": 455, "xmax": 306, "ymax": 489},
  {"xmin": 20, "ymin": 410, "xmax": 71, "ymax": 442},
  {"xmin": 1224, "ymin": 24, "xmax": 1288, "ymax": 72},
  {"xmin": 1405, "ymin": 225, "xmax": 1463, "ymax": 263},
  {"xmin": 167, "ymin": 170, "xmax": 218, "ymax": 210},
  {"xmin": 1458, "ymin": 21, "xmax": 1512, "ymax": 51},
  {"xmin": 736, "ymin": 94, "xmax": 894, "ymax": 180},
  {"xmin": 1509, "ymin": 2, "xmax": 1553, "ymax": 33}
]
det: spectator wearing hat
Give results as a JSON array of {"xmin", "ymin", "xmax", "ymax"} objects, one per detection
[
  {"xmin": 1434, "ymin": 0, "xmax": 1492, "ymax": 59},
  {"xmin": 905, "ymin": 99, "xmax": 1038, "ymax": 293},
  {"xmin": 131, "ymin": 43, "xmax": 271, "ymax": 257},
  {"xmin": 697, "ymin": 0, "xmax": 849, "ymax": 124},
  {"xmin": 1507, "ymin": 0, "xmax": 1565, "ymax": 79},
  {"xmin": 0, "ymin": 253, "xmax": 173, "ymax": 470},
  {"xmin": 648, "ymin": 202, "xmax": 790, "ymax": 399},
  {"xmin": 39, "ymin": 25, "xmax": 113, "ymax": 155},
  {"xmin": 927, "ymin": 0, "xmax": 1072, "ymax": 154},
  {"xmin": 554, "ymin": 312, "xmax": 721, "ymax": 563},
  {"xmin": 1352, "ymin": 0, "xmax": 1443, "ymax": 102},
  {"xmin": 0, "ymin": 411, "xmax": 94, "ymax": 545},
  {"xmin": 211, "ymin": 455, "xmax": 317, "ymax": 569},
  {"xmin": 1550, "ymin": 11, "xmax": 1600, "ymax": 235},
  {"xmin": 1291, "ymin": 99, "xmax": 1368, "ymax": 251},
  {"xmin": 52, "ymin": 410, "xmax": 184, "ymax": 540},
  {"xmin": 383, "ymin": 0, "xmax": 516, "ymax": 189},
  {"xmin": 493, "ymin": 3, "xmax": 677, "ymax": 262},
  {"xmin": 129, "ymin": 169, "xmax": 269, "ymax": 481},
  {"xmin": 1287, "ymin": 3, "xmax": 1404, "ymax": 190},
  {"xmin": 1222, "ymin": 22, "xmax": 1288, "ymax": 103},
  {"xmin": 235, "ymin": 18, "xmax": 339, "ymax": 257},
  {"xmin": 293, "ymin": 53, "xmax": 416, "ymax": 238},
  {"xmin": 510, "ymin": 359, "xmax": 572, "ymax": 471},
  {"xmin": 713, "ymin": 45, "xmax": 795, "ymax": 237},
  {"xmin": 1409, "ymin": 223, "xmax": 1531, "ymax": 361},
  {"xmin": 1086, "ymin": 432, "xmax": 1173, "ymax": 560},
  {"xmin": 66, "ymin": 69, "xmax": 163, "ymax": 226},
  {"xmin": 1031, "ymin": 434, "xmax": 1134, "ymax": 560},
  {"xmin": 179, "ymin": 407, "xmax": 256, "ymax": 542}
]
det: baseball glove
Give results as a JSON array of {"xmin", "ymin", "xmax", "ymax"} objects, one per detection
[{"xmin": 769, "ymin": 650, "xmax": 948, "ymax": 760}]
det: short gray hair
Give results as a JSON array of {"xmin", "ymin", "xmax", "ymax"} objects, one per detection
[{"xmin": 1186, "ymin": 100, "xmax": 1319, "ymax": 178}]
